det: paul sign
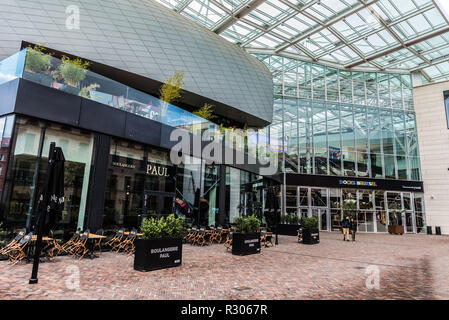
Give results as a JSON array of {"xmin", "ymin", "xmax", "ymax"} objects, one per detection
[{"xmin": 146, "ymin": 163, "xmax": 170, "ymax": 177}]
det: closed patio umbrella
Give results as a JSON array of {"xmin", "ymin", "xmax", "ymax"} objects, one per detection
[{"xmin": 29, "ymin": 142, "xmax": 65, "ymax": 284}]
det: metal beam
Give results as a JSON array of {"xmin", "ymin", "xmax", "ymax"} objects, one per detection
[
  {"xmin": 365, "ymin": 3, "xmax": 431, "ymax": 66},
  {"xmin": 274, "ymin": 0, "xmax": 381, "ymax": 53},
  {"xmin": 247, "ymin": 48, "xmax": 410, "ymax": 74},
  {"xmin": 411, "ymin": 54, "xmax": 449, "ymax": 72},
  {"xmin": 313, "ymin": 2, "xmax": 435, "ymax": 59},
  {"xmin": 175, "ymin": 0, "xmax": 194, "ymax": 12},
  {"xmin": 240, "ymin": 0, "xmax": 320, "ymax": 47},
  {"xmin": 212, "ymin": 0, "xmax": 266, "ymax": 34},
  {"xmin": 346, "ymin": 26, "xmax": 449, "ymax": 69}
]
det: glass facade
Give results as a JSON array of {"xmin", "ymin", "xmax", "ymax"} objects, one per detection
[
  {"xmin": 0, "ymin": 116, "xmax": 94, "ymax": 239},
  {"xmin": 260, "ymin": 56, "xmax": 425, "ymax": 233},
  {"xmin": 103, "ymin": 137, "xmax": 266, "ymax": 232},
  {"xmin": 285, "ymin": 186, "xmax": 426, "ymax": 234},
  {"xmin": 262, "ymin": 56, "xmax": 421, "ymax": 181}
]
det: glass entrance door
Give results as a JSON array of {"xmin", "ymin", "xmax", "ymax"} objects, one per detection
[
  {"xmin": 312, "ymin": 208, "xmax": 329, "ymax": 232},
  {"xmin": 142, "ymin": 191, "xmax": 175, "ymax": 224}
]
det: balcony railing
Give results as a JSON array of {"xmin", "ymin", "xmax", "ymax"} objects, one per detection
[{"xmin": 0, "ymin": 48, "xmax": 214, "ymax": 133}]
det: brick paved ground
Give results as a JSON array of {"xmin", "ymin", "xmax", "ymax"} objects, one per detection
[{"xmin": 0, "ymin": 232, "xmax": 448, "ymax": 300}]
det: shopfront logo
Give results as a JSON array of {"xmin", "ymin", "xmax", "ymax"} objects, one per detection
[
  {"xmin": 146, "ymin": 163, "xmax": 170, "ymax": 177},
  {"xmin": 112, "ymin": 161, "xmax": 136, "ymax": 169},
  {"xmin": 339, "ymin": 180, "xmax": 377, "ymax": 187}
]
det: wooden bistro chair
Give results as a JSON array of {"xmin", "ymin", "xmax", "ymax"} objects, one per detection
[
  {"xmin": 60, "ymin": 229, "xmax": 81, "ymax": 254},
  {"xmin": 115, "ymin": 229, "xmax": 137, "ymax": 253},
  {"xmin": 43, "ymin": 231, "xmax": 64, "ymax": 259},
  {"xmin": 0, "ymin": 228, "xmax": 26, "ymax": 256},
  {"xmin": 106, "ymin": 228, "xmax": 125, "ymax": 250},
  {"xmin": 93, "ymin": 229, "xmax": 104, "ymax": 255},
  {"xmin": 184, "ymin": 227, "xmax": 197, "ymax": 244},
  {"xmin": 193, "ymin": 227, "xmax": 206, "ymax": 246},
  {"xmin": 224, "ymin": 231, "xmax": 233, "ymax": 251},
  {"xmin": 260, "ymin": 231, "xmax": 273, "ymax": 247},
  {"xmin": 209, "ymin": 226, "xmax": 221, "ymax": 244},
  {"xmin": 7, "ymin": 232, "xmax": 33, "ymax": 265},
  {"xmin": 297, "ymin": 227, "xmax": 303, "ymax": 243},
  {"xmin": 71, "ymin": 230, "xmax": 90, "ymax": 260}
]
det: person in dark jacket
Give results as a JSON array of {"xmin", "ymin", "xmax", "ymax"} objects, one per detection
[
  {"xmin": 350, "ymin": 218, "xmax": 357, "ymax": 241},
  {"xmin": 341, "ymin": 216, "xmax": 351, "ymax": 241}
]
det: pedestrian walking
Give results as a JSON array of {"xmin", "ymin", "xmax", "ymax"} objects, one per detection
[
  {"xmin": 350, "ymin": 217, "xmax": 357, "ymax": 241},
  {"xmin": 341, "ymin": 216, "xmax": 351, "ymax": 241}
]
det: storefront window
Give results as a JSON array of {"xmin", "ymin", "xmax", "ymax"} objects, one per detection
[
  {"xmin": 1, "ymin": 116, "xmax": 39, "ymax": 231},
  {"xmin": 0, "ymin": 117, "xmax": 94, "ymax": 239},
  {"xmin": 41, "ymin": 123, "xmax": 94, "ymax": 235},
  {"xmin": 104, "ymin": 138, "xmax": 174, "ymax": 230}
]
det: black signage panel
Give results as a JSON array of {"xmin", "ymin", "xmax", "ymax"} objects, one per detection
[{"xmin": 285, "ymin": 174, "xmax": 424, "ymax": 193}]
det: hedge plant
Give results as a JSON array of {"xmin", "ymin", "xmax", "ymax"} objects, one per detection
[
  {"xmin": 59, "ymin": 55, "xmax": 90, "ymax": 87},
  {"xmin": 141, "ymin": 214, "xmax": 185, "ymax": 240},
  {"xmin": 25, "ymin": 45, "xmax": 52, "ymax": 73},
  {"xmin": 301, "ymin": 216, "xmax": 318, "ymax": 230},
  {"xmin": 235, "ymin": 214, "xmax": 261, "ymax": 233}
]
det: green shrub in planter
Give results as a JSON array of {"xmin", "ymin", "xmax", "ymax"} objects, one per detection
[
  {"xmin": 235, "ymin": 214, "xmax": 261, "ymax": 233},
  {"xmin": 141, "ymin": 214, "xmax": 185, "ymax": 239},
  {"xmin": 25, "ymin": 45, "xmax": 52, "ymax": 74},
  {"xmin": 135, "ymin": 214, "xmax": 185, "ymax": 272},
  {"xmin": 300, "ymin": 216, "xmax": 319, "ymax": 245},
  {"xmin": 59, "ymin": 55, "xmax": 90, "ymax": 87},
  {"xmin": 301, "ymin": 216, "xmax": 318, "ymax": 230}
]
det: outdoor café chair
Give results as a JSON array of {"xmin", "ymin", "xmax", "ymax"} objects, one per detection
[
  {"xmin": 43, "ymin": 230, "xmax": 64, "ymax": 259},
  {"xmin": 61, "ymin": 229, "xmax": 81, "ymax": 254},
  {"xmin": 72, "ymin": 230, "xmax": 90, "ymax": 260},
  {"xmin": 0, "ymin": 228, "xmax": 26, "ymax": 256},
  {"xmin": 7, "ymin": 232, "xmax": 33, "ymax": 265},
  {"xmin": 212, "ymin": 226, "xmax": 224, "ymax": 243},
  {"xmin": 106, "ymin": 228, "xmax": 125, "ymax": 249},
  {"xmin": 193, "ymin": 227, "xmax": 206, "ymax": 246},
  {"xmin": 93, "ymin": 229, "xmax": 104, "ymax": 254},
  {"xmin": 260, "ymin": 231, "xmax": 273, "ymax": 247},
  {"xmin": 186, "ymin": 227, "xmax": 198, "ymax": 244},
  {"xmin": 297, "ymin": 228, "xmax": 303, "ymax": 243},
  {"xmin": 184, "ymin": 227, "xmax": 197, "ymax": 243},
  {"xmin": 224, "ymin": 231, "xmax": 233, "ymax": 250},
  {"xmin": 115, "ymin": 229, "xmax": 137, "ymax": 253}
]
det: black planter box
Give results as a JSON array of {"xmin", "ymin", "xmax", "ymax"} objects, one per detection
[
  {"xmin": 232, "ymin": 232, "xmax": 261, "ymax": 256},
  {"xmin": 134, "ymin": 238, "xmax": 182, "ymax": 272},
  {"xmin": 277, "ymin": 224, "xmax": 301, "ymax": 236},
  {"xmin": 302, "ymin": 228, "xmax": 320, "ymax": 245}
]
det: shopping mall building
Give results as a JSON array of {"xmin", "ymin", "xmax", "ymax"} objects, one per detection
[{"xmin": 1, "ymin": 0, "xmax": 449, "ymax": 236}]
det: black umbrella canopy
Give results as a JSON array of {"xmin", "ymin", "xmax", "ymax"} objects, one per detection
[
  {"xmin": 36, "ymin": 145, "xmax": 65, "ymax": 235},
  {"xmin": 29, "ymin": 143, "xmax": 65, "ymax": 284},
  {"xmin": 264, "ymin": 187, "xmax": 280, "ymax": 229}
]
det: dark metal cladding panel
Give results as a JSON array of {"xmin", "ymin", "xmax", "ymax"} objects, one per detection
[{"xmin": 14, "ymin": 79, "xmax": 80, "ymax": 126}]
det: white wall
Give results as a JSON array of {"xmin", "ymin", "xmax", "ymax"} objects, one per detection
[{"xmin": 414, "ymin": 81, "xmax": 449, "ymax": 234}]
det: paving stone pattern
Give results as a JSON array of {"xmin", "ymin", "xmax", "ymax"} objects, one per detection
[{"xmin": 1, "ymin": 232, "xmax": 448, "ymax": 300}]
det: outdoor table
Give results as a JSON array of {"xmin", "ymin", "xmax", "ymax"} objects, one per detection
[
  {"xmin": 27, "ymin": 236, "xmax": 55, "ymax": 262},
  {"xmin": 123, "ymin": 232, "xmax": 143, "ymax": 237},
  {"xmin": 86, "ymin": 234, "xmax": 106, "ymax": 259}
]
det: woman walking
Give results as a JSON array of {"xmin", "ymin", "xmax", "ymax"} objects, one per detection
[{"xmin": 350, "ymin": 217, "xmax": 357, "ymax": 241}]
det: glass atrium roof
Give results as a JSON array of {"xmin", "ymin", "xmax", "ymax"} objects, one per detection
[{"xmin": 156, "ymin": 0, "xmax": 449, "ymax": 84}]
